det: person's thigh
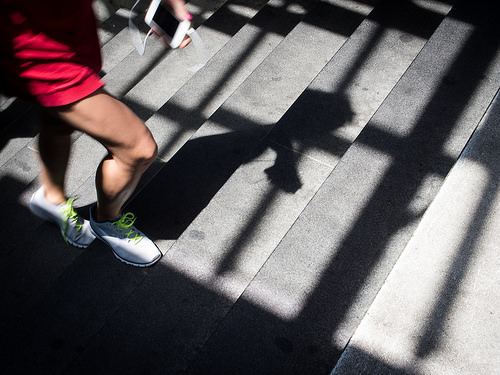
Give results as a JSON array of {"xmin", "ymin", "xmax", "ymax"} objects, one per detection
[{"xmin": 52, "ymin": 88, "xmax": 157, "ymax": 166}]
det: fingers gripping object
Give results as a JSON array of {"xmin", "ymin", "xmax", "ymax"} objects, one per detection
[
  {"xmin": 128, "ymin": 0, "xmax": 207, "ymax": 71},
  {"xmin": 129, "ymin": 0, "xmax": 189, "ymax": 54},
  {"xmin": 144, "ymin": 0, "xmax": 191, "ymax": 48}
]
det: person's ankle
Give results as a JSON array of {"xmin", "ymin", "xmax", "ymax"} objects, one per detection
[
  {"xmin": 43, "ymin": 186, "xmax": 66, "ymax": 206},
  {"xmin": 93, "ymin": 205, "xmax": 120, "ymax": 222}
]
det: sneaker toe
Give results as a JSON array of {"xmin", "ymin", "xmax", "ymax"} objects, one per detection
[
  {"xmin": 65, "ymin": 221, "xmax": 95, "ymax": 248},
  {"xmin": 110, "ymin": 236, "xmax": 161, "ymax": 267}
]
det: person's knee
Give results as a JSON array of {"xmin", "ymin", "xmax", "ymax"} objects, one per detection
[
  {"xmin": 130, "ymin": 133, "xmax": 158, "ymax": 169},
  {"xmin": 142, "ymin": 136, "xmax": 158, "ymax": 165}
]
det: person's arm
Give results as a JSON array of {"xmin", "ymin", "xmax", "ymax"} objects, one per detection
[{"xmin": 162, "ymin": 0, "xmax": 192, "ymax": 21}]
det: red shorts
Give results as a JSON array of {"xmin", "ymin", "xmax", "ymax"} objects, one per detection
[{"xmin": 0, "ymin": 0, "xmax": 104, "ymax": 107}]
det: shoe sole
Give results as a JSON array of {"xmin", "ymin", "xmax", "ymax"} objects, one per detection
[
  {"xmin": 89, "ymin": 224, "xmax": 162, "ymax": 268},
  {"xmin": 30, "ymin": 201, "xmax": 92, "ymax": 249}
]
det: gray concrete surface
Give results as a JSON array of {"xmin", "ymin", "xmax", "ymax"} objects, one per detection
[
  {"xmin": 332, "ymin": 89, "xmax": 500, "ymax": 375},
  {"xmin": 1, "ymin": 0, "xmax": 499, "ymax": 374}
]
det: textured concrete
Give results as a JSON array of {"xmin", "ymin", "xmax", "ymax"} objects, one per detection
[
  {"xmin": 62, "ymin": 1, "xmax": 457, "ymax": 374},
  {"xmin": 184, "ymin": 1, "xmax": 500, "ymax": 373},
  {"xmin": 123, "ymin": 0, "xmax": 270, "ymax": 117},
  {"xmin": 60, "ymin": 1, "xmax": 373, "ymax": 374},
  {"xmin": 139, "ymin": 0, "xmax": 314, "ymax": 162},
  {"xmin": 330, "ymin": 1, "xmax": 500, "ymax": 374},
  {"xmin": 105, "ymin": 0, "xmax": 266, "ymax": 100},
  {"xmin": 332, "ymin": 90, "xmax": 500, "ymax": 375},
  {"xmin": 1, "ymin": 0, "xmax": 499, "ymax": 374}
]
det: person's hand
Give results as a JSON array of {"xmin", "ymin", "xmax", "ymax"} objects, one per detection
[{"xmin": 161, "ymin": 0, "xmax": 192, "ymax": 48}]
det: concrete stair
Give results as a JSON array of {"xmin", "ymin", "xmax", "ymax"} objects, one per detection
[{"xmin": 1, "ymin": 0, "xmax": 499, "ymax": 374}]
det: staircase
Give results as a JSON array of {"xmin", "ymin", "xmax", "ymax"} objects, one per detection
[{"xmin": 1, "ymin": 0, "xmax": 499, "ymax": 374}]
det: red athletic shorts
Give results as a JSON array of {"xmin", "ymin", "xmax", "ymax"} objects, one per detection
[{"xmin": 0, "ymin": 0, "xmax": 104, "ymax": 107}]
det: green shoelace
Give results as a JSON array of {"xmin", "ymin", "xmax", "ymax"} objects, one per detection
[
  {"xmin": 111, "ymin": 212, "xmax": 143, "ymax": 244},
  {"xmin": 60, "ymin": 198, "xmax": 83, "ymax": 244}
]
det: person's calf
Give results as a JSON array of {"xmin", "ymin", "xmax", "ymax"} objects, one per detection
[{"xmin": 38, "ymin": 109, "xmax": 74, "ymax": 205}]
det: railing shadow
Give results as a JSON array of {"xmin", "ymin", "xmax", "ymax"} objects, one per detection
[
  {"xmin": 415, "ymin": 90, "xmax": 500, "ymax": 359},
  {"xmin": 168, "ymin": 0, "xmax": 499, "ymax": 373}
]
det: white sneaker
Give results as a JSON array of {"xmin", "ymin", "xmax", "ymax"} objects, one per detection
[
  {"xmin": 29, "ymin": 186, "xmax": 95, "ymax": 248},
  {"xmin": 89, "ymin": 206, "xmax": 161, "ymax": 267}
]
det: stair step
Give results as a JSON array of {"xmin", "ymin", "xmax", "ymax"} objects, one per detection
[
  {"xmin": 330, "ymin": 1, "xmax": 500, "ymax": 372},
  {"xmin": 58, "ymin": 0, "xmax": 454, "ymax": 374},
  {"xmin": 200, "ymin": 0, "xmax": 497, "ymax": 373},
  {"xmin": 136, "ymin": 0, "xmax": 320, "ymax": 160},
  {"xmin": 122, "ymin": 0, "xmax": 272, "ymax": 118},
  {"xmin": 129, "ymin": 0, "xmax": 375, "ymax": 249},
  {"xmin": 103, "ymin": 0, "xmax": 267, "ymax": 100},
  {"xmin": 49, "ymin": 0, "xmax": 306, "ymax": 211},
  {"xmin": 176, "ymin": 0, "xmax": 471, "ymax": 373},
  {"xmin": 65, "ymin": 0, "xmax": 323, "ymax": 210},
  {"xmin": 332, "ymin": 87, "xmax": 500, "ymax": 375},
  {"xmin": 3, "ymin": 0, "xmax": 377, "ymax": 373}
]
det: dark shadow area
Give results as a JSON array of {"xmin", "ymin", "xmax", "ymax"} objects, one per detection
[
  {"xmin": 368, "ymin": 0, "xmax": 446, "ymax": 40},
  {"xmin": 128, "ymin": 125, "xmax": 271, "ymax": 239},
  {"xmin": 215, "ymin": 91, "xmax": 353, "ymax": 276},
  {"xmin": 333, "ymin": 346, "xmax": 417, "ymax": 375},
  {"xmin": 0, "ymin": 175, "xmax": 87, "ymax": 370},
  {"xmin": 0, "ymin": 175, "xmax": 34, "ymax": 248},
  {"xmin": 193, "ymin": 0, "xmax": 272, "ymax": 35},
  {"xmin": 0, "ymin": 99, "xmax": 39, "ymax": 154}
]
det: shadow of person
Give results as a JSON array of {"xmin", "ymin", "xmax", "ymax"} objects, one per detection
[
  {"xmin": 264, "ymin": 154, "xmax": 303, "ymax": 193},
  {"xmin": 127, "ymin": 126, "xmax": 272, "ymax": 240},
  {"xmin": 261, "ymin": 90, "xmax": 354, "ymax": 193},
  {"xmin": 128, "ymin": 89, "xmax": 353, "ymax": 249},
  {"xmin": 212, "ymin": 90, "xmax": 355, "ymax": 276}
]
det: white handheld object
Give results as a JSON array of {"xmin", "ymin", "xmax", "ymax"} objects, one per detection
[{"xmin": 145, "ymin": 0, "xmax": 191, "ymax": 49}]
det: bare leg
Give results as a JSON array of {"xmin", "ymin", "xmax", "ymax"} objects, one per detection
[
  {"xmin": 52, "ymin": 88, "xmax": 158, "ymax": 221},
  {"xmin": 31, "ymin": 109, "xmax": 95, "ymax": 249},
  {"xmin": 38, "ymin": 110, "xmax": 73, "ymax": 205}
]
